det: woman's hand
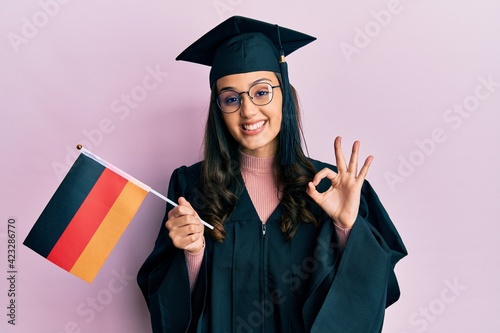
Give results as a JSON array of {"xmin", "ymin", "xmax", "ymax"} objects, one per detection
[
  {"xmin": 306, "ymin": 136, "xmax": 373, "ymax": 229},
  {"xmin": 165, "ymin": 197, "xmax": 205, "ymax": 254}
]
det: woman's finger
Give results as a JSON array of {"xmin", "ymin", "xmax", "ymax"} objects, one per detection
[
  {"xmin": 169, "ymin": 223, "xmax": 204, "ymax": 249},
  {"xmin": 357, "ymin": 155, "xmax": 374, "ymax": 181},
  {"xmin": 178, "ymin": 197, "xmax": 199, "ymax": 218},
  {"xmin": 311, "ymin": 167, "xmax": 338, "ymax": 186},
  {"xmin": 306, "ymin": 181, "xmax": 322, "ymax": 202},
  {"xmin": 347, "ymin": 140, "xmax": 360, "ymax": 174},
  {"xmin": 167, "ymin": 197, "xmax": 198, "ymax": 220},
  {"xmin": 334, "ymin": 136, "xmax": 348, "ymax": 173}
]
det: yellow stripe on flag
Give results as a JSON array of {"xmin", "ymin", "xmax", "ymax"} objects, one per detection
[{"xmin": 70, "ymin": 181, "xmax": 148, "ymax": 283}]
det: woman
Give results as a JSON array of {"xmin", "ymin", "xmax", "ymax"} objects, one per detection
[{"xmin": 138, "ymin": 16, "xmax": 406, "ymax": 333}]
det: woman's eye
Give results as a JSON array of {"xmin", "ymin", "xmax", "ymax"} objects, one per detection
[
  {"xmin": 254, "ymin": 90, "xmax": 269, "ymax": 98},
  {"xmin": 224, "ymin": 96, "xmax": 239, "ymax": 105}
]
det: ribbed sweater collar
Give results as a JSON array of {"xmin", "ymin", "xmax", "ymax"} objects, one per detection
[{"xmin": 239, "ymin": 150, "xmax": 275, "ymax": 175}]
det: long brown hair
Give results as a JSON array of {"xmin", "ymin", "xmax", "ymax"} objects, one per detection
[{"xmin": 201, "ymin": 73, "xmax": 317, "ymax": 241}]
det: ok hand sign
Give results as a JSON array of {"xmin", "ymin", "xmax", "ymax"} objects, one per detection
[{"xmin": 306, "ymin": 136, "xmax": 373, "ymax": 229}]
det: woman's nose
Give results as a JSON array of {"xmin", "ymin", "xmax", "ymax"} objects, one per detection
[{"xmin": 239, "ymin": 94, "xmax": 258, "ymax": 118}]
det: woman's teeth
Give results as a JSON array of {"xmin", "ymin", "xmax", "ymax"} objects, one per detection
[{"xmin": 243, "ymin": 121, "xmax": 265, "ymax": 131}]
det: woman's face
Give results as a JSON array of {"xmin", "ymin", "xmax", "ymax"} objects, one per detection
[{"xmin": 216, "ymin": 71, "xmax": 282, "ymax": 157}]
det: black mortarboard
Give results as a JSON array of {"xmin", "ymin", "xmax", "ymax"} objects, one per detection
[
  {"xmin": 176, "ymin": 16, "xmax": 316, "ymax": 165},
  {"xmin": 176, "ymin": 16, "xmax": 316, "ymax": 86}
]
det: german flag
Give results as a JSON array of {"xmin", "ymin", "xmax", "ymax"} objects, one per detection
[{"xmin": 24, "ymin": 149, "xmax": 149, "ymax": 283}]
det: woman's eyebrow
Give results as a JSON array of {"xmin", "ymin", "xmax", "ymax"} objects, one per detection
[
  {"xmin": 251, "ymin": 77, "xmax": 273, "ymax": 85},
  {"xmin": 218, "ymin": 78, "xmax": 273, "ymax": 92}
]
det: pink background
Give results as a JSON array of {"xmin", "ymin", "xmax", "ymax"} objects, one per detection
[{"xmin": 1, "ymin": 0, "xmax": 499, "ymax": 332}]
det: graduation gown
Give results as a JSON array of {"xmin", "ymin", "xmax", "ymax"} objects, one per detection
[{"xmin": 137, "ymin": 159, "xmax": 407, "ymax": 333}]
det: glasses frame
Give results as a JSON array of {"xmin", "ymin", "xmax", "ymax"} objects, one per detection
[{"xmin": 215, "ymin": 83, "xmax": 281, "ymax": 114}]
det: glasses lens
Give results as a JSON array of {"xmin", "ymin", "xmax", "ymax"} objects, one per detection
[
  {"xmin": 249, "ymin": 83, "xmax": 273, "ymax": 106},
  {"xmin": 217, "ymin": 90, "xmax": 241, "ymax": 113}
]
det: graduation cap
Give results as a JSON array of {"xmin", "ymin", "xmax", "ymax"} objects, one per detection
[{"xmin": 176, "ymin": 16, "xmax": 317, "ymax": 165}]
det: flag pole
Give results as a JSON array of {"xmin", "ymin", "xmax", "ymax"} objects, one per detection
[
  {"xmin": 76, "ymin": 144, "xmax": 214, "ymax": 230},
  {"xmin": 149, "ymin": 188, "xmax": 214, "ymax": 230}
]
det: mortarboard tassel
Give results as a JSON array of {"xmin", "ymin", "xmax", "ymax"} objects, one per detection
[{"xmin": 277, "ymin": 27, "xmax": 301, "ymax": 166}]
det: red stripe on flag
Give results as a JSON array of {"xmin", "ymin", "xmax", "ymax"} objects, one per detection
[{"xmin": 47, "ymin": 168, "xmax": 128, "ymax": 271}]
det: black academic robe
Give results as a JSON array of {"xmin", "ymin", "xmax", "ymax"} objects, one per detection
[{"xmin": 137, "ymin": 159, "xmax": 407, "ymax": 333}]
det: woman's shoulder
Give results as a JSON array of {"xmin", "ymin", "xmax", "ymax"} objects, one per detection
[
  {"xmin": 170, "ymin": 161, "xmax": 204, "ymax": 186},
  {"xmin": 168, "ymin": 162, "xmax": 205, "ymax": 203},
  {"xmin": 172, "ymin": 161, "xmax": 203, "ymax": 175}
]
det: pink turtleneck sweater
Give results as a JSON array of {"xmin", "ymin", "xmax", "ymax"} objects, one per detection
[{"xmin": 184, "ymin": 152, "xmax": 351, "ymax": 290}]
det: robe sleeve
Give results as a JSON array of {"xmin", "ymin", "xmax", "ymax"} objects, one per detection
[
  {"xmin": 305, "ymin": 179, "xmax": 407, "ymax": 333},
  {"xmin": 137, "ymin": 166, "xmax": 206, "ymax": 333}
]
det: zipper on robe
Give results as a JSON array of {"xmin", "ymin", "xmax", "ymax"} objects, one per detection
[{"xmin": 261, "ymin": 222, "xmax": 267, "ymax": 333}]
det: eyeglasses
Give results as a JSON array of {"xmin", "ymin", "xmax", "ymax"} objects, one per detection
[{"xmin": 216, "ymin": 82, "xmax": 281, "ymax": 114}]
